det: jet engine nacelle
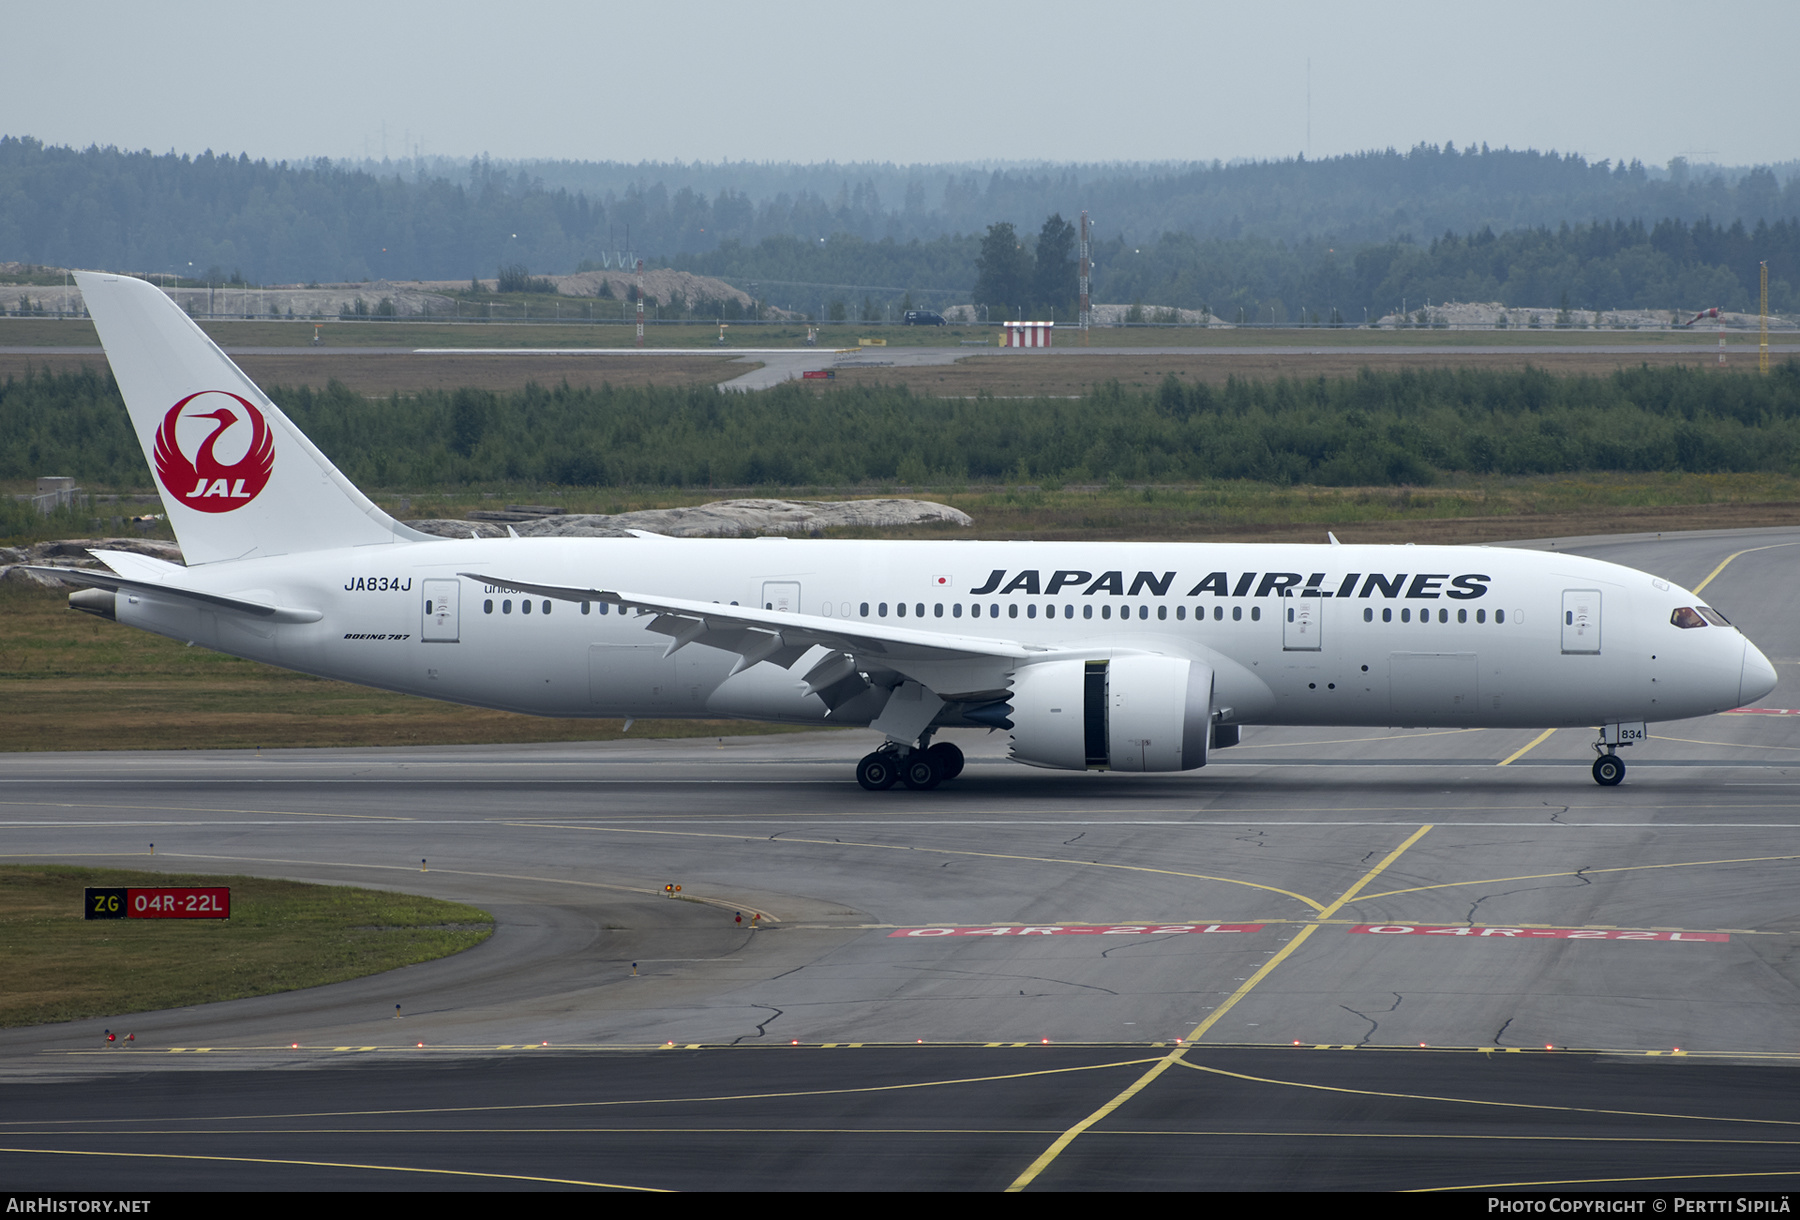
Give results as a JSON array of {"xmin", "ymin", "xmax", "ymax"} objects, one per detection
[{"xmin": 1008, "ymin": 655, "xmax": 1213, "ymax": 772}]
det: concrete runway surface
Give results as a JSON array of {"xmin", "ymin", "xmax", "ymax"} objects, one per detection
[{"xmin": 4, "ymin": 525, "xmax": 1800, "ymax": 1191}]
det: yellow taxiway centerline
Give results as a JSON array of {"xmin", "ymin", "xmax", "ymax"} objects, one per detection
[{"xmin": 1004, "ymin": 825, "xmax": 1432, "ymax": 1191}]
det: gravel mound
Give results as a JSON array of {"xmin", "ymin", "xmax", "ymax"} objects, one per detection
[{"xmin": 408, "ymin": 498, "xmax": 972, "ymax": 540}]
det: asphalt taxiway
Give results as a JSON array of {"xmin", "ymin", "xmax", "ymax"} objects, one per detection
[{"xmin": 3, "ymin": 525, "xmax": 1800, "ymax": 1190}]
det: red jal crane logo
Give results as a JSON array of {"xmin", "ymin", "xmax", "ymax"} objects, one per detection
[{"xmin": 152, "ymin": 392, "xmax": 275, "ymax": 513}]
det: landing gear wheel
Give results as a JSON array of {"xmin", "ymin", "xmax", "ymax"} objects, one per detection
[
  {"xmin": 856, "ymin": 752, "xmax": 899, "ymax": 791},
  {"xmin": 1592, "ymin": 754, "xmax": 1625, "ymax": 786},
  {"xmin": 927, "ymin": 741, "xmax": 964, "ymax": 780},
  {"xmin": 900, "ymin": 752, "xmax": 943, "ymax": 791}
]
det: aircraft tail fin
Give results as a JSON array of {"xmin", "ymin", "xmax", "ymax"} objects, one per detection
[{"xmin": 75, "ymin": 271, "xmax": 435, "ymax": 565}]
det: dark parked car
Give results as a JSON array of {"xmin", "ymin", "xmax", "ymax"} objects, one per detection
[{"xmin": 903, "ymin": 310, "xmax": 946, "ymax": 326}]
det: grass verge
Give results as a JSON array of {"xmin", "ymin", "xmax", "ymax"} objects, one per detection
[{"xmin": 0, "ymin": 865, "xmax": 492, "ymax": 1028}]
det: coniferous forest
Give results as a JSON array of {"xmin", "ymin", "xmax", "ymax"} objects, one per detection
[
  {"xmin": 3, "ymin": 136, "xmax": 1796, "ymax": 318},
  {"xmin": 6, "ymin": 364, "xmax": 1799, "ymax": 500}
]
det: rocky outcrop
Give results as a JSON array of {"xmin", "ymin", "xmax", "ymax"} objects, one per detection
[
  {"xmin": 407, "ymin": 498, "xmax": 972, "ymax": 540},
  {"xmin": 3, "ymin": 500, "xmax": 972, "ymax": 586}
]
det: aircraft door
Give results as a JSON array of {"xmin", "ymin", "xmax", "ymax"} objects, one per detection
[
  {"xmin": 422, "ymin": 579, "xmax": 460, "ymax": 643},
  {"xmin": 1561, "ymin": 589, "xmax": 1600, "ymax": 655},
  {"xmin": 1282, "ymin": 594, "xmax": 1321, "ymax": 651},
  {"xmin": 762, "ymin": 581, "xmax": 801, "ymax": 614}
]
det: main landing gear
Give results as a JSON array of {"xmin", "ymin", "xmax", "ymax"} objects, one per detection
[{"xmin": 856, "ymin": 740, "xmax": 965, "ymax": 792}]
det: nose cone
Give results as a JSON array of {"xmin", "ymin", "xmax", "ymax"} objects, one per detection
[{"xmin": 1741, "ymin": 639, "xmax": 1779, "ymax": 707}]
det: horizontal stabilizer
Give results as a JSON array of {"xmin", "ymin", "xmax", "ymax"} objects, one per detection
[{"xmin": 23, "ymin": 565, "xmax": 322, "ymax": 623}]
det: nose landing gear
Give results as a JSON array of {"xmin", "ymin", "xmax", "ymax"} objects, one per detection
[{"xmin": 1590, "ymin": 721, "xmax": 1645, "ymax": 786}]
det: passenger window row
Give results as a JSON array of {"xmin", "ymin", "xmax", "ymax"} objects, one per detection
[
  {"xmin": 1361, "ymin": 606, "xmax": 1504, "ymax": 624},
  {"xmin": 481, "ymin": 598, "xmax": 615, "ymax": 616},
  {"xmin": 482, "ymin": 593, "xmax": 1505, "ymax": 627},
  {"xmin": 849, "ymin": 601, "xmax": 1267, "ymax": 623}
]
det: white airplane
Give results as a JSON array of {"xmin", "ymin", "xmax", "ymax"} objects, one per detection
[{"xmin": 30, "ymin": 271, "xmax": 1778, "ymax": 790}]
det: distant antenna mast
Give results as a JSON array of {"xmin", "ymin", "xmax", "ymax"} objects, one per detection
[
  {"xmin": 1761, "ymin": 261, "xmax": 1770, "ymax": 374},
  {"xmin": 1078, "ymin": 210, "xmax": 1091, "ymax": 344},
  {"xmin": 636, "ymin": 258, "xmax": 645, "ymax": 348}
]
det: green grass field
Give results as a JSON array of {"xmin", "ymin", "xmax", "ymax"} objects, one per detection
[
  {"xmin": 0, "ymin": 865, "xmax": 492, "ymax": 1028},
  {"xmin": 368, "ymin": 470, "xmax": 1800, "ymax": 543}
]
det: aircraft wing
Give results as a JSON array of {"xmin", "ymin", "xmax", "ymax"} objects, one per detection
[{"xmin": 459, "ymin": 571, "xmax": 1038, "ymax": 707}]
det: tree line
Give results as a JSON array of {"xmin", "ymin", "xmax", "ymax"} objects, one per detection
[
  {"xmin": 682, "ymin": 214, "xmax": 1800, "ymax": 322},
  {"xmin": 4, "ymin": 135, "xmax": 1797, "ymax": 294},
  {"xmin": 7, "ymin": 362, "xmax": 1800, "ymax": 496}
]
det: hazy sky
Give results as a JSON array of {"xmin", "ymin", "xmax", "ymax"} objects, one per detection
[{"xmin": 11, "ymin": 1, "xmax": 1797, "ymax": 169}]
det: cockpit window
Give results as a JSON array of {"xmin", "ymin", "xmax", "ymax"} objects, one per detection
[
  {"xmin": 1697, "ymin": 607, "xmax": 1732, "ymax": 627},
  {"xmin": 1670, "ymin": 607, "xmax": 1706, "ymax": 629}
]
